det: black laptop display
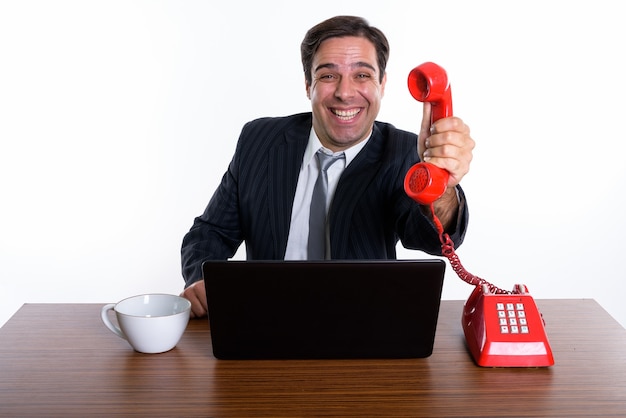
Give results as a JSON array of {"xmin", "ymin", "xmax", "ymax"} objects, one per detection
[{"xmin": 202, "ymin": 259, "xmax": 445, "ymax": 359}]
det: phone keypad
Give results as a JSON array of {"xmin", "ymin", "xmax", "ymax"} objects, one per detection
[{"xmin": 497, "ymin": 302, "xmax": 529, "ymax": 334}]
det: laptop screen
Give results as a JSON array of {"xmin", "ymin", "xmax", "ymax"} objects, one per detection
[{"xmin": 203, "ymin": 259, "xmax": 446, "ymax": 359}]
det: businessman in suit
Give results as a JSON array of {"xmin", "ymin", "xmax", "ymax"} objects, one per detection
[{"xmin": 180, "ymin": 15, "xmax": 475, "ymax": 318}]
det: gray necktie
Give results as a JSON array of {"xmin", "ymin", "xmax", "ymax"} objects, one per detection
[{"xmin": 308, "ymin": 150, "xmax": 344, "ymax": 260}]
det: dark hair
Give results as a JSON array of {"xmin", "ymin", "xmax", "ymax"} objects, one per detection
[{"xmin": 300, "ymin": 16, "xmax": 390, "ymax": 85}]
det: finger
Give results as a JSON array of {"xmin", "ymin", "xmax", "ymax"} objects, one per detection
[
  {"xmin": 424, "ymin": 141, "xmax": 472, "ymax": 184},
  {"xmin": 189, "ymin": 294, "xmax": 207, "ymax": 319},
  {"xmin": 191, "ymin": 304, "xmax": 206, "ymax": 319},
  {"xmin": 192, "ymin": 280, "xmax": 208, "ymax": 312},
  {"xmin": 425, "ymin": 130, "xmax": 475, "ymax": 166},
  {"xmin": 418, "ymin": 102, "xmax": 432, "ymax": 158},
  {"xmin": 180, "ymin": 281, "xmax": 208, "ymax": 318},
  {"xmin": 180, "ymin": 289, "xmax": 199, "ymax": 318}
]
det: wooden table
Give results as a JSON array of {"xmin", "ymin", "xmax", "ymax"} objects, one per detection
[{"xmin": 1, "ymin": 299, "xmax": 625, "ymax": 417}]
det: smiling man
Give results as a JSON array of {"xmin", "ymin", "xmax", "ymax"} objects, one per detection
[
  {"xmin": 307, "ymin": 35, "xmax": 385, "ymax": 152},
  {"xmin": 180, "ymin": 15, "xmax": 475, "ymax": 319}
]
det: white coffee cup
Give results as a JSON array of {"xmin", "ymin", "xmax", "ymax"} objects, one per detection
[{"xmin": 101, "ymin": 294, "xmax": 191, "ymax": 354}]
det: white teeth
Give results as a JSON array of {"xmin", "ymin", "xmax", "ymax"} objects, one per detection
[{"xmin": 333, "ymin": 109, "xmax": 360, "ymax": 120}]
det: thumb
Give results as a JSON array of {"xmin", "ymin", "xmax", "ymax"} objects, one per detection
[{"xmin": 418, "ymin": 102, "xmax": 432, "ymax": 159}]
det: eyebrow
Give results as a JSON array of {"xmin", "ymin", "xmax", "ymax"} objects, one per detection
[{"xmin": 314, "ymin": 61, "xmax": 377, "ymax": 73}]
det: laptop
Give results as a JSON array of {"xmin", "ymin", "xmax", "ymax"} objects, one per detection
[{"xmin": 202, "ymin": 259, "xmax": 446, "ymax": 359}]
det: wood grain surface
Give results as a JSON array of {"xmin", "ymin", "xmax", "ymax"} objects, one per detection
[{"xmin": 1, "ymin": 299, "xmax": 625, "ymax": 417}]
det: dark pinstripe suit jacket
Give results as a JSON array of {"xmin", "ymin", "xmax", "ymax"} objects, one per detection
[{"xmin": 181, "ymin": 112, "xmax": 468, "ymax": 285}]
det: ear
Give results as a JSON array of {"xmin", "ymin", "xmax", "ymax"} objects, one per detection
[
  {"xmin": 380, "ymin": 72, "xmax": 387, "ymax": 97},
  {"xmin": 305, "ymin": 78, "xmax": 311, "ymax": 99}
]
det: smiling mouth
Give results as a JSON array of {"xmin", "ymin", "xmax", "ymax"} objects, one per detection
[{"xmin": 332, "ymin": 108, "xmax": 361, "ymax": 121}]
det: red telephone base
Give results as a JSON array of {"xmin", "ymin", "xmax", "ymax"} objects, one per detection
[{"xmin": 462, "ymin": 284, "xmax": 555, "ymax": 367}]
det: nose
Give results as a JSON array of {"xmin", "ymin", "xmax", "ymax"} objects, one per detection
[{"xmin": 334, "ymin": 77, "xmax": 355, "ymax": 101}]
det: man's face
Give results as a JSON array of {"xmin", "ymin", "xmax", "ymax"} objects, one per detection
[{"xmin": 306, "ymin": 36, "xmax": 386, "ymax": 152}]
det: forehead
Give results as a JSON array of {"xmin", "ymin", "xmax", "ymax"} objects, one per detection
[{"xmin": 313, "ymin": 36, "xmax": 378, "ymax": 72}]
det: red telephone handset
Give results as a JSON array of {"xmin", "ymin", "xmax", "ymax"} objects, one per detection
[
  {"xmin": 404, "ymin": 62, "xmax": 554, "ymax": 367},
  {"xmin": 403, "ymin": 62, "xmax": 452, "ymax": 205}
]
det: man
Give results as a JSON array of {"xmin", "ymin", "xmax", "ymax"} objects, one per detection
[{"xmin": 180, "ymin": 16, "xmax": 475, "ymax": 318}]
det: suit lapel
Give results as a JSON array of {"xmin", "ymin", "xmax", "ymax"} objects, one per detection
[
  {"xmin": 330, "ymin": 124, "xmax": 386, "ymax": 257},
  {"xmin": 267, "ymin": 117, "xmax": 310, "ymax": 257}
]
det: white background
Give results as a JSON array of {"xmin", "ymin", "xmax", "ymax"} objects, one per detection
[{"xmin": 2, "ymin": 1, "xmax": 625, "ymax": 329}]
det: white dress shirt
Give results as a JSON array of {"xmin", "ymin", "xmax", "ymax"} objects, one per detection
[{"xmin": 284, "ymin": 128, "xmax": 370, "ymax": 260}]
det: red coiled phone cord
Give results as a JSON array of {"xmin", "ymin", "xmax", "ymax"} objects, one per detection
[{"xmin": 429, "ymin": 203, "xmax": 511, "ymax": 295}]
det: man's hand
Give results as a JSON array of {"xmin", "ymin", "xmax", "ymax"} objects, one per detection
[
  {"xmin": 180, "ymin": 280, "xmax": 208, "ymax": 319},
  {"xmin": 418, "ymin": 102, "xmax": 474, "ymax": 188},
  {"xmin": 418, "ymin": 102, "xmax": 474, "ymax": 230}
]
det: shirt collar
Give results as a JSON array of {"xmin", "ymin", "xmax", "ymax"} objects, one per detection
[{"xmin": 303, "ymin": 128, "xmax": 372, "ymax": 168}]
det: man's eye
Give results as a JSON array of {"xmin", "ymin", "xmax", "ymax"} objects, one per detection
[{"xmin": 356, "ymin": 73, "xmax": 372, "ymax": 79}]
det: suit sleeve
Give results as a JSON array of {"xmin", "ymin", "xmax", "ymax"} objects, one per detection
[
  {"xmin": 399, "ymin": 185, "xmax": 468, "ymax": 255},
  {"xmin": 392, "ymin": 130, "xmax": 469, "ymax": 255},
  {"xmin": 180, "ymin": 144, "xmax": 245, "ymax": 287}
]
